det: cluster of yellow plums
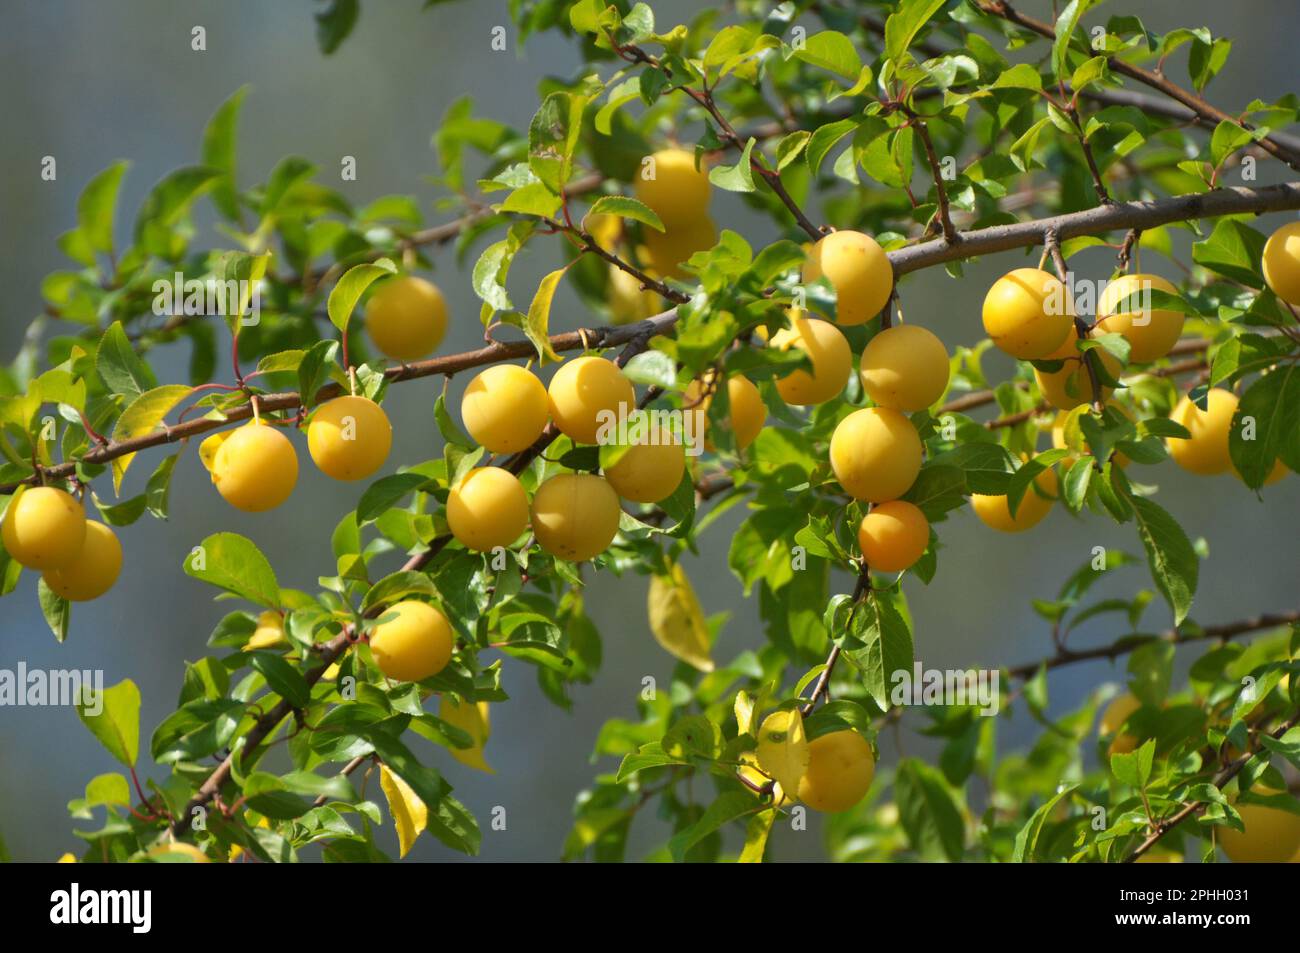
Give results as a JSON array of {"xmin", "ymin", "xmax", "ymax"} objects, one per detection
[
  {"xmin": 1099, "ymin": 689, "xmax": 1300, "ymax": 863},
  {"xmin": 1, "ymin": 485, "xmax": 122, "ymax": 601}
]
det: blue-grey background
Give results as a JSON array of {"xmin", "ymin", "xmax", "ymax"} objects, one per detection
[{"xmin": 1, "ymin": 1, "xmax": 1296, "ymax": 862}]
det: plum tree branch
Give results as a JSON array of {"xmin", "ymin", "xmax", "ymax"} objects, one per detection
[
  {"xmin": 1005, "ymin": 610, "xmax": 1300, "ymax": 680},
  {"xmin": 975, "ymin": 0, "xmax": 1300, "ymax": 172},
  {"xmin": 10, "ymin": 181, "xmax": 1296, "ymax": 495}
]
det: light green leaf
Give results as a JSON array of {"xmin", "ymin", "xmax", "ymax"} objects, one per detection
[
  {"xmin": 77, "ymin": 161, "xmax": 129, "ymax": 254},
  {"xmin": 110, "ymin": 384, "xmax": 192, "ymax": 492},
  {"xmin": 184, "ymin": 532, "xmax": 281, "ymax": 609},
  {"xmin": 76, "ymin": 678, "xmax": 141, "ymax": 767},
  {"xmin": 327, "ymin": 259, "xmax": 398, "ymax": 334}
]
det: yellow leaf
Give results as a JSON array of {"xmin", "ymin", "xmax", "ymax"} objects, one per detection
[
  {"xmin": 110, "ymin": 384, "xmax": 193, "ymax": 492},
  {"xmin": 647, "ymin": 563, "xmax": 715, "ymax": 672},
  {"xmin": 198, "ymin": 430, "xmax": 231, "ymax": 474},
  {"xmin": 379, "ymin": 763, "xmax": 427, "ymax": 859},
  {"xmin": 439, "ymin": 695, "xmax": 494, "ymax": 774},
  {"xmin": 57, "ymin": 852, "xmax": 77, "ymax": 863},
  {"xmin": 525, "ymin": 267, "xmax": 567, "ymax": 363},
  {"xmin": 734, "ymin": 690, "xmax": 756, "ymax": 736},
  {"xmin": 755, "ymin": 708, "xmax": 808, "ymax": 797}
]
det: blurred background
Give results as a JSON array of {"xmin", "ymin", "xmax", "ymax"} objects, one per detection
[{"xmin": 1, "ymin": 0, "xmax": 1297, "ymax": 862}]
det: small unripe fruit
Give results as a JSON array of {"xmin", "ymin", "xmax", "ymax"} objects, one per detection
[
  {"xmin": 771, "ymin": 314, "xmax": 852, "ymax": 406},
  {"xmin": 546, "ymin": 356, "xmax": 635, "ymax": 446},
  {"xmin": 860, "ymin": 324, "xmax": 949, "ymax": 411},
  {"xmin": 634, "ymin": 148, "xmax": 711, "ymax": 228},
  {"xmin": 604, "ymin": 427, "xmax": 687, "ymax": 503},
  {"xmin": 307, "ymin": 395, "xmax": 392, "ymax": 482},
  {"xmin": 211, "ymin": 422, "xmax": 299, "ymax": 512},
  {"xmin": 607, "ymin": 265, "xmax": 661, "ymax": 324},
  {"xmin": 1167, "ymin": 388, "xmax": 1237, "ymax": 475},
  {"xmin": 41, "ymin": 520, "xmax": 121, "ymax": 601},
  {"xmin": 830, "ymin": 407, "xmax": 923, "ymax": 502},
  {"xmin": 1099, "ymin": 692, "xmax": 1142, "ymax": 756},
  {"xmin": 797, "ymin": 729, "xmax": 875, "ymax": 813},
  {"xmin": 857, "ymin": 501, "xmax": 929, "ymax": 572},
  {"xmin": 1, "ymin": 486, "xmax": 87, "ymax": 571},
  {"xmin": 461, "ymin": 364, "xmax": 549, "ymax": 454},
  {"xmin": 1095, "ymin": 273, "xmax": 1184, "ymax": 363},
  {"xmin": 245, "ymin": 610, "xmax": 286, "ymax": 650},
  {"xmin": 365, "ymin": 275, "xmax": 448, "ymax": 362},
  {"xmin": 1262, "ymin": 220, "xmax": 1300, "ymax": 306},
  {"xmin": 801, "ymin": 230, "xmax": 893, "ymax": 326},
  {"xmin": 369, "ymin": 600, "xmax": 454, "ymax": 682},
  {"xmin": 982, "ymin": 268, "xmax": 1075, "ymax": 359},
  {"xmin": 640, "ymin": 215, "xmax": 718, "ymax": 280},
  {"xmin": 446, "ymin": 467, "xmax": 529, "ymax": 551},
  {"xmin": 531, "ymin": 473, "xmax": 621, "ymax": 562},
  {"xmin": 1033, "ymin": 326, "xmax": 1121, "ymax": 411},
  {"xmin": 684, "ymin": 374, "xmax": 766, "ymax": 451}
]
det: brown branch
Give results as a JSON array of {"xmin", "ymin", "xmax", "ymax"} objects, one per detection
[
  {"xmin": 11, "ymin": 183, "xmax": 1297, "ymax": 497},
  {"xmin": 1006, "ymin": 610, "xmax": 1300, "ymax": 681},
  {"xmin": 891, "ymin": 181, "xmax": 1300, "ymax": 276},
  {"xmin": 800, "ymin": 563, "xmax": 872, "ymax": 717},
  {"xmin": 905, "ymin": 108, "xmax": 959, "ymax": 243}
]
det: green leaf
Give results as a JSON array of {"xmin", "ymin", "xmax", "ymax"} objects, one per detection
[
  {"xmin": 1129, "ymin": 496, "xmax": 1198, "ymax": 624},
  {"xmin": 528, "ymin": 91, "xmax": 586, "ymax": 196},
  {"xmin": 793, "ymin": 30, "xmax": 862, "ymax": 81},
  {"xmin": 586, "ymin": 195, "xmax": 664, "ymax": 233},
  {"xmin": 1192, "ymin": 218, "xmax": 1266, "ymax": 288},
  {"xmin": 1051, "ymin": 0, "xmax": 1093, "ymax": 83},
  {"xmin": 896, "ymin": 758, "xmax": 964, "ymax": 861},
  {"xmin": 202, "ymin": 86, "xmax": 250, "ymax": 221},
  {"xmin": 109, "ymin": 384, "xmax": 192, "ymax": 493},
  {"xmin": 96, "ymin": 321, "xmax": 158, "ymax": 399},
  {"xmin": 668, "ymin": 792, "xmax": 755, "ymax": 862},
  {"xmin": 884, "ymin": 0, "xmax": 947, "ymax": 63},
  {"xmin": 1011, "ymin": 784, "xmax": 1077, "ymax": 862},
  {"xmin": 132, "ymin": 166, "xmax": 221, "ymax": 255},
  {"xmin": 523, "ymin": 267, "xmax": 567, "ymax": 363},
  {"xmin": 77, "ymin": 161, "xmax": 129, "ymax": 254},
  {"xmin": 76, "ymin": 678, "xmax": 141, "ymax": 767},
  {"xmin": 38, "ymin": 578, "xmax": 71, "ymax": 642},
  {"xmin": 842, "ymin": 591, "xmax": 914, "ymax": 710},
  {"xmin": 184, "ymin": 532, "xmax": 281, "ymax": 609},
  {"xmin": 1230, "ymin": 365, "xmax": 1298, "ymax": 488},
  {"xmin": 315, "ymin": 0, "xmax": 359, "ymax": 54},
  {"xmin": 805, "ymin": 118, "xmax": 858, "ymax": 176},
  {"xmin": 708, "ymin": 137, "xmax": 757, "ymax": 193},
  {"xmin": 358, "ymin": 472, "xmax": 428, "ymax": 523},
  {"xmin": 739, "ymin": 808, "xmax": 776, "ymax": 863},
  {"xmin": 246, "ymin": 651, "xmax": 312, "ymax": 709},
  {"xmin": 328, "ymin": 259, "xmax": 398, "ymax": 334}
]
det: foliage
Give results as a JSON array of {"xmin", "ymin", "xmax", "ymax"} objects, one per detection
[{"xmin": 2, "ymin": 0, "xmax": 1299, "ymax": 863}]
